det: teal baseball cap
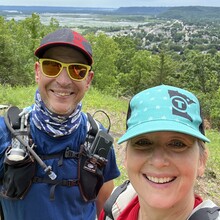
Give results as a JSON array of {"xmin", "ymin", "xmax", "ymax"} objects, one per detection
[{"xmin": 118, "ymin": 85, "xmax": 210, "ymax": 144}]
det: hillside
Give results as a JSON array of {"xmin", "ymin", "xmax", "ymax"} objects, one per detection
[
  {"xmin": 114, "ymin": 7, "xmax": 168, "ymax": 15},
  {"xmin": 158, "ymin": 6, "xmax": 220, "ymax": 21}
]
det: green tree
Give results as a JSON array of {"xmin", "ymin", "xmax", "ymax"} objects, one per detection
[
  {"xmin": 87, "ymin": 33, "xmax": 120, "ymax": 95},
  {"xmin": 0, "ymin": 17, "xmax": 20, "ymax": 86},
  {"xmin": 113, "ymin": 36, "xmax": 137, "ymax": 74},
  {"xmin": 179, "ymin": 51, "xmax": 220, "ymax": 123},
  {"xmin": 0, "ymin": 14, "xmax": 59, "ymax": 86},
  {"xmin": 118, "ymin": 50, "xmax": 158, "ymax": 95},
  {"xmin": 181, "ymin": 51, "xmax": 219, "ymax": 94},
  {"xmin": 155, "ymin": 50, "xmax": 180, "ymax": 86}
]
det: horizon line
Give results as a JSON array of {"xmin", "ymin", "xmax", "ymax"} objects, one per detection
[{"xmin": 1, "ymin": 5, "xmax": 220, "ymax": 8}]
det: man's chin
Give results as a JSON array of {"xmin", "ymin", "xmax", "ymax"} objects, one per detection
[{"xmin": 47, "ymin": 104, "xmax": 74, "ymax": 116}]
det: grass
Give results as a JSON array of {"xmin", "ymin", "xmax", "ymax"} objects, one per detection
[
  {"xmin": 0, "ymin": 85, "xmax": 36, "ymax": 107},
  {"xmin": 206, "ymin": 130, "xmax": 220, "ymax": 173},
  {"xmin": 0, "ymin": 84, "xmax": 219, "ymax": 205}
]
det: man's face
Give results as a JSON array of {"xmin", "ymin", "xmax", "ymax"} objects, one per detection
[{"xmin": 35, "ymin": 46, "xmax": 94, "ymax": 115}]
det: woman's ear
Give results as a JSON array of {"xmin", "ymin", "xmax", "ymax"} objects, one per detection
[
  {"xmin": 198, "ymin": 148, "xmax": 208, "ymax": 177},
  {"xmin": 123, "ymin": 143, "xmax": 128, "ymax": 169}
]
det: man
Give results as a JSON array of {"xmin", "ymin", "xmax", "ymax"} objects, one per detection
[{"xmin": 0, "ymin": 28, "xmax": 120, "ymax": 219}]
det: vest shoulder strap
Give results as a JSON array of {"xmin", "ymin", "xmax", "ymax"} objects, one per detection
[
  {"xmin": 6, "ymin": 106, "xmax": 22, "ymax": 129},
  {"xmin": 104, "ymin": 180, "xmax": 136, "ymax": 219},
  {"xmin": 104, "ymin": 180, "xmax": 130, "ymax": 219},
  {"xmin": 189, "ymin": 206, "xmax": 220, "ymax": 220}
]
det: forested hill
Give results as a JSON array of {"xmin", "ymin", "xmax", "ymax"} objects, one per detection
[
  {"xmin": 115, "ymin": 6, "xmax": 220, "ymax": 20},
  {"xmin": 158, "ymin": 6, "xmax": 220, "ymax": 21},
  {"xmin": 114, "ymin": 7, "xmax": 168, "ymax": 15}
]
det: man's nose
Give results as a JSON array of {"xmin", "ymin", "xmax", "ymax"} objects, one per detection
[{"xmin": 56, "ymin": 67, "xmax": 72, "ymax": 85}]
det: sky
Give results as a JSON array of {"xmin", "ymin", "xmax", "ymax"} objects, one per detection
[{"xmin": 0, "ymin": 0, "xmax": 220, "ymax": 8}]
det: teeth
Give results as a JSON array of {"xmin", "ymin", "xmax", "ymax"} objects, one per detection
[
  {"xmin": 147, "ymin": 176, "xmax": 173, "ymax": 184},
  {"xmin": 56, "ymin": 92, "xmax": 70, "ymax": 96}
]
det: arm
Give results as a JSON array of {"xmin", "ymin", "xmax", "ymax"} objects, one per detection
[
  {"xmin": 96, "ymin": 180, "xmax": 114, "ymax": 218},
  {"xmin": 0, "ymin": 117, "xmax": 11, "ymax": 176}
]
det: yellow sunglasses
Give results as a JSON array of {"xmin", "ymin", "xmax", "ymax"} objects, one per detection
[{"xmin": 39, "ymin": 58, "xmax": 91, "ymax": 81}]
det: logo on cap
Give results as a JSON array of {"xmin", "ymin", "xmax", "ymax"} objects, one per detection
[
  {"xmin": 72, "ymin": 32, "xmax": 86, "ymax": 51},
  {"xmin": 168, "ymin": 90, "xmax": 195, "ymax": 122}
]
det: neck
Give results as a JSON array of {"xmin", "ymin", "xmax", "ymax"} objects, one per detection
[
  {"xmin": 32, "ymin": 90, "xmax": 82, "ymax": 137},
  {"xmin": 138, "ymin": 196, "xmax": 195, "ymax": 220}
]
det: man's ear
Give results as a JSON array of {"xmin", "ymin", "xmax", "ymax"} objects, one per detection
[
  {"xmin": 86, "ymin": 71, "xmax": 94, "ymax": 89},
  {"xmin": 35, "ymin": 62, "xmax": 40, "ymax": 83}
]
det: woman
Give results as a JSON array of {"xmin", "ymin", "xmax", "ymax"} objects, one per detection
[{"xmin": 99, "ymin": 84, "xmax": 219, "ymax": 220}]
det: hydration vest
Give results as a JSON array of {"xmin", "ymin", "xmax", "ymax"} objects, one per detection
[{"xmin": 0, "ymin": 106, "xmax": 113, "ymax": 202}]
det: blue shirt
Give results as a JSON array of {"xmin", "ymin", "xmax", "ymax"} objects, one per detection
[{"xmin": 0, "ymin": 112, "xmax": 120, "ymax": 220}]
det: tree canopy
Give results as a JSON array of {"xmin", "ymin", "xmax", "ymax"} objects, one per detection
[{"xmin": 0, "ymin": 15, "xmax": 220, "ymax": 129}]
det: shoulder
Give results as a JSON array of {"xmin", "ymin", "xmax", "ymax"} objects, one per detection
[
  {"xmin": 117, "ymin": 195, "xmax": 139, "ymax": 220},
  {"xmin": 188, "ymin": 200, "xmax": 220, "ymax": 220},
  {"xmin": 0, "ymin": 116, "xmax": 11, "ymax": 149},
  {"xmin": 103, "ymin": 181, "xmax": 137, "ymax": 219},
  {"xmin": 194, "ymin": 199, "xmax": 219, "ymax": 211},
  {"xmin": 112, "ymin": 181, "xmax": 137, "ymax": 216},
  {"xmin": 0, "ymin": 116, "xmax": 6, "ymax": 129}
]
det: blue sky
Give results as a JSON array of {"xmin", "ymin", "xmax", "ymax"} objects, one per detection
[{"xmin": 0, "ymin": 0, "xmax": 220, "ymax": 8}]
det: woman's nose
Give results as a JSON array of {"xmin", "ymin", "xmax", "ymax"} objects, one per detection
[{"xmin": 148, "ymin": 146, "xmax": 169, "ymax": 168}]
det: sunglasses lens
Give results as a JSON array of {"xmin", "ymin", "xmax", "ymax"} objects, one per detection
[
  {"xmin": 69, "ymin": 64, "xmax": 88, "ymax": 80},
  {"xmin": 40, "ymin": 59, "xmax": 89, "ymax": 80},
  {"xmin": 42, "ymin": 60, "xmax": 61, "ymax": 76}
]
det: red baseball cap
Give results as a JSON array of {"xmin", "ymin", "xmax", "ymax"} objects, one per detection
[{"xmin": 34, "ymin": 28, "xmax": 93, "ymax": 65}]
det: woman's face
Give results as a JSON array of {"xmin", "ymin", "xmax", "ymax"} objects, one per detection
[{"xmin": 125, "ymin": 131, "xmax": 207, "ymax": 210}]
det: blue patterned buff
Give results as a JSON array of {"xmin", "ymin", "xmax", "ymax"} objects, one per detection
[{"xmin": 32, "ymin": 90, "xmax": 82, "ymax": 137}]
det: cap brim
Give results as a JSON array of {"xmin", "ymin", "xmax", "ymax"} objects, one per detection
[{"xmin": 118, "ymin": 120, "xmax": 210, "ymax": 144}]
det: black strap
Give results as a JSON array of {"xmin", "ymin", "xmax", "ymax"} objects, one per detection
[
  {"xmin": 33, "ymin": 177, "xmax": 78, "ymax": 187},
  {"xmin": 87, "ymin": 113, "xmax": 99, "ymax": 137},
  {"xmin": 189, "ymin": 206, "xmax": 220, "ymax": 220},
  {"xmin": 33, "ymin": 177, "xmax": 79, "ymax": 200},
  {"xmin": 104, "ymin": 180, "xmax": 130, "ymax": 219},
  {"xmin": 64, "ymin": 147, "xmax": 80, "ymax": 159},
  {"xmin": 0, "ymin": 202, "xmax": 4, "ymax": 220},
  {"xmin": 38, "ymin": 148, "xmax": 79, "ymax": 167}
]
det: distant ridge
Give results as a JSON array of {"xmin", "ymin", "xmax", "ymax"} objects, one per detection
[
  {"xmin": 0, "ymin": 6, "xmax": 170, "ymax": 16},
  {"xmin": 0, "ymin": 5, "xmax": 116, "ymax": 14},
  {"xmin": 158, "ymin": 6, "xmax": 220, "ymax": 20},
  {"xmin": 115, "ymin": 7, "xmax": 169, "ymax": 15},
  {"xmin": 1, "ymin": 5, "xmax": 220, "ymax": 20}
]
